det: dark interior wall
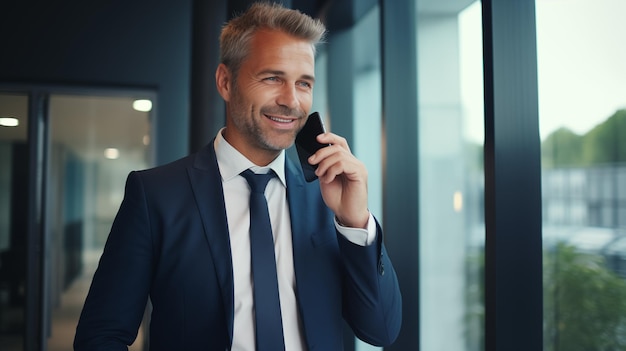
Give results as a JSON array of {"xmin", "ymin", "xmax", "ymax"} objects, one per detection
[
  {"xmin": 0, "ymin": 0, "xmax": 193, "ymax": 165},
  {"xmin": 0, "ymin": 0, "xmax": 328, "ymax": 162}
]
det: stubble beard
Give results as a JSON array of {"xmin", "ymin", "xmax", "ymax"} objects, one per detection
[{"xmin": 229, "ymin": 87, "xmax": 305, "ymax": 152}]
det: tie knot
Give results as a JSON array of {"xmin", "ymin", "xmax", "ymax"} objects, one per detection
[{"xmin": 241, "ymin": 169, "xmax": 276, "ymax": 194}]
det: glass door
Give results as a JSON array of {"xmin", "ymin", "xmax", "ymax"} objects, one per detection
[{"xmin": 0, "ymin": 93, "xmax": 30, "ymax": 350}]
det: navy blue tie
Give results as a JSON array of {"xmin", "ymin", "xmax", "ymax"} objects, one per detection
[{"xmin": 240, "ymin": 169, "xmax": 285, "ymax": 351}]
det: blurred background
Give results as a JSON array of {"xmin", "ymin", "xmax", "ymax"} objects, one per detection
[{"xmin": 0, "ymin": 0, "xmax": 624, "ymax": 350}]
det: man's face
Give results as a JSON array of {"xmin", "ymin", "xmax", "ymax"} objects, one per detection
[{"xmin": 220, "ymin": 29, "xmax": 315, "ymax": 165}]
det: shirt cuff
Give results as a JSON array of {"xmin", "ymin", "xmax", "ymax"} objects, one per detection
[{"xmin": 334, "ymin": 213, "xmax": 377, "ymax": 246}]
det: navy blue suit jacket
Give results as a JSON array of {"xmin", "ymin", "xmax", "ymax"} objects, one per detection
[{"xmin": 74, "ymin": 142, "xmax": 401, "ymax": 350}]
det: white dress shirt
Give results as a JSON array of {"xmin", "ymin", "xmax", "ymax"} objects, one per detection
[{"xmin": 214, "ymin": 129, "xmax": 376, "ymax": 351}]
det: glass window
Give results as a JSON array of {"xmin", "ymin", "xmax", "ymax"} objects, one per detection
[
  {"xmin": 353, "ymin": 6, "xmax": 383, "ymax": 351},
  {"xmin": 316, "ymin": 4, "xmax": 384, "ymax": 350},
  {"xmin": 417, "ymin": 1, "xmax": 484, "ymax": 350},
  {"xmin": 537, "ymin": 1, "xmax": 626, "ymax": 350},
  {"xmin": 0, "ymin": 93, "xmax": 29, "ymax": 350}
]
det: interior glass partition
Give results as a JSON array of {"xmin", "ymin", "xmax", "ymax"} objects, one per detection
[
  {"xmin": 45, "ymin": 93, "xmax": 152, "ymax": 351},
  {"xmin": 416, "ymin": 1, "xmax": 485, "ymax": 350},
  {"xmin": 537, "ymin": 1, "xmax": 626, "ymax": 350}
]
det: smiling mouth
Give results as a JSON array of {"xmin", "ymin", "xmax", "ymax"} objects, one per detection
[{"xmin": 266, "ymin": 115, "xmax": 296, "ymax": 123}]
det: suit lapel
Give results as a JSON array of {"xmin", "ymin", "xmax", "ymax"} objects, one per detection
[
  {"xmin": 286, "ymin": 156, "xmax": 308, "ymax": 266},
  {"xmin": 186, "ymin": 141, "xmax": 234, "ymax": 345},
  {"xmin": 287, "ymin": 157, "xmax": 344, "ymax": 350},
  {"xmin": 285, "ymin": 157, "xmax": 321, "ymax": 346}
]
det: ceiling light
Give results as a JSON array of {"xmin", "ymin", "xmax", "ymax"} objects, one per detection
[
  {"xmin": 133, "ymin": 99, "xmax": 152, "ymax": 112},
  {"xmin": 104, "ymin": 148, "xmax": 120, "ymax": 159},
  {"xmin": 0, "ymin": 117, "xmax": 19, "ymax": 127}
]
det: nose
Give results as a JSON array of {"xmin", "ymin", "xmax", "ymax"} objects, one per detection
[{"xmin": 275, "ymin": 84, "xmax": 299, "ymax": 109}]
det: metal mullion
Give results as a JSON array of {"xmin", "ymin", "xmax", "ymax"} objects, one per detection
[
  {"xmin": 24, "ymin": 90, "xmax": 48, "ymax": 351},
  {"xmin": 482, "ymin": 1, "xmax": 543, "ymax": 350},
  {"xmin": 381, "ymin": 0, "xmax": 420, "ymax": 349}
]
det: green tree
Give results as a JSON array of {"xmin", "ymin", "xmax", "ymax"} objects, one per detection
[
  {"xmin": 542, "ymin": 109, "xmax": 626, "ymax": 167},
  {"xmin": 464, "ymin": 250, "xmax": 484, "ymax": 351},
  {"xmin": 582, "ymin": 109, "xmax": 626, "ymax": 165},
  {"xmin": 544, "ymin": 243, "xmax": 626, "ymax": 351},
  {"xmin": 542, "ymin": 127, "xmax": 584, "ymax": 168}
]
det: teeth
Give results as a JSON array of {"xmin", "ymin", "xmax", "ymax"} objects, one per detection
[{"xmin": 269, "ymin": 116, "xmax": 292, "ymax": 123}]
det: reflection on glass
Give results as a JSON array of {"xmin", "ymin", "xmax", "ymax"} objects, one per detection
[
  {"xmin": 352, "ymin": 6, "xmax": 383, "ymax": 351},
  {"xmin": 538, "ymin": 1, "xmax": 626, "ymax": 350},
  {"xmin": 46, "ymin": 94, "xmax": 151, "ymax": 351},
  {"xmin": 0, "ymin": 93, "xmax": 29, "ymax": 351},
  {"xmin": 417, "ymin": 1, "xmax": 484, "ymax": 350}
]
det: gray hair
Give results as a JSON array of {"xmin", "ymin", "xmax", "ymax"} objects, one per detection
[{"xmin": 220, "ymin": 2, "xmax": 327, "ymax": 78}]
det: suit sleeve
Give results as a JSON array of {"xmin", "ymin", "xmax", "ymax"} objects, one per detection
[
  {"xmin": 339, "ymin": 217, "xmax": 402, "ymax": 347},
  {"xmin": 74, "ymin": 171, "xmax": 154, "ymax": 350}
]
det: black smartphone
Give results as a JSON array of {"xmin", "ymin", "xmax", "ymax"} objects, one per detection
[{"xmin": 295, "ymin": 112, "xmax": 329, "ymax": 182}]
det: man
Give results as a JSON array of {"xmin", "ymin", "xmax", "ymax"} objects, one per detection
[{"xmin": 74, "ymin": 2, "xmax": 401, "ymax": 350}]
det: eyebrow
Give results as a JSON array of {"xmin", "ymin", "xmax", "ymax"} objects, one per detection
[{"xmin": 259, "ymin": 69, "xmax": 315, "ymax": 83}]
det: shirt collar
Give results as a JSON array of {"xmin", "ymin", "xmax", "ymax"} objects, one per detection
[{"xmin": 214, "ymin": 128, "xmax": 287, "ymax": 187}]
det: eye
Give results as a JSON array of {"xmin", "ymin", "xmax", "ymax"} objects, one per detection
[
  {"xmin": 297, "ymin": 81, "xmax": 313, "ymax": 89},
  {"xmin": 263, "ymin": 76, "xmax": 280, "ymax": 83}
]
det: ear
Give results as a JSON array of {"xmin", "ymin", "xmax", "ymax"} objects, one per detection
[{"xmin": 215, "ymin": 63, "xmax": 232, "ymax": 101}]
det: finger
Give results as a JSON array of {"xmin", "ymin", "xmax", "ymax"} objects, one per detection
[
  {"xmin": 317, "ymin": 133, "xmax": 350, "ymax": 150},
  {"xmin": 320, "ymin": 162, "xmax": 355, "ymax": 184},
  {"xmin": 320, "ymin": 161, "xmax": 360, "ymax": 184},
  {"xmin": 308, "ymin": 143, "xmax": 343, "ymax": 165},
  {"xmin": 316, "ymin": 153, "xmax": 364, "ymax": 183},
  {"xmin": 314, "ymin": 151, "xmax": 346, "ymax": 179}
]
